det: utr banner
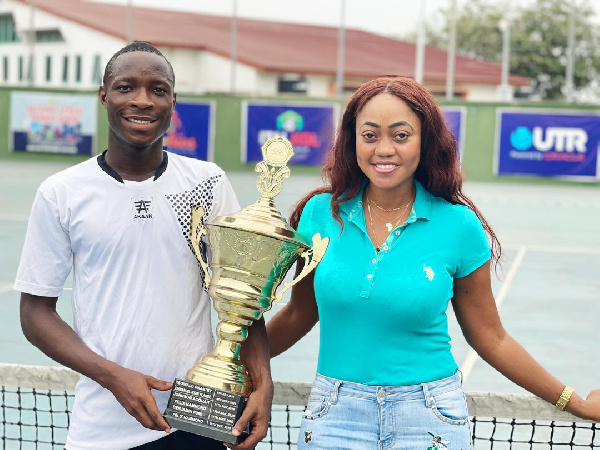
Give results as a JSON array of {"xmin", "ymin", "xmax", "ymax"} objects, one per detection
[
  {"xmin": 242, "ymin": 101, "xmax": 339, "ymax": 166},
  {"xmin": 495, "ymin": 109, "xmax": 600, "ymax": 181}
]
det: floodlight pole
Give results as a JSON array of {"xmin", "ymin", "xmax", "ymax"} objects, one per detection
[
  {"xmin": 126, "ymin": 0, "xmax": 134, "ymax": 43},
  {"xmin": 28, "ymin": 0, "xmax": 35, "ymax": 85},
  {"xmin": 230, "ymin": 0, "xmax": 238, "ymax": 94},
  {"xmin": 336, "ymin": 0, "xmax": 346, "ymax": 96},
  {"xmin": 565, "ymin": 5, "xmax": 575, "ymax": 102},
  {"xmin": 414, "ymin": 0, "xmax": 426, "ymax": 84},
  {"xmin": 445, "ymin": 0, "xmax": 457, "ymax": 100},
  {"xmin": 499, "ymin": 18, "xmax": 511, "ymax": 102}
]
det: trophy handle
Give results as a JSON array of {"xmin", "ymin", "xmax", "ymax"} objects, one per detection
[
  {"xmin": 274, "ymin": 233, "xmax": 329, "ymax": 305},
  {"xmin": 190, "ymin": 205, "xmax": 212, "ymax": 286}
]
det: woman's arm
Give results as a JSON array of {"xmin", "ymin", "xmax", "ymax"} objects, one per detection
[
  {"xmin": 266, "ymin": 260, "xmax": 319, "ymax": 358},
  {"xmin": 452, "ymin": 261, "xmax": 600, "ymax": 421}
]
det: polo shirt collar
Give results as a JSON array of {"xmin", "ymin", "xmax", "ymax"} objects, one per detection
[{"xmin": 339, "ymin": 178, "xmax": 433, "ymax": 222}]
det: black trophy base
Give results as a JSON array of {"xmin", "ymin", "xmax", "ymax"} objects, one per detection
[{"xmin": 163, "ymin": 378, "xmax": 250, "ymax": 445}]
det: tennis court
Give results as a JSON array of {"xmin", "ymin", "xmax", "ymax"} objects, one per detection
[{"xmin": 1, "ymin": 158, "xmax": 599, "ymax": 448}]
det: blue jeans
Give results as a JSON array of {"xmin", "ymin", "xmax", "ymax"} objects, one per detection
[{"xmin": 298, "ymin": 372, "xmax": 471, "ymax": 449}]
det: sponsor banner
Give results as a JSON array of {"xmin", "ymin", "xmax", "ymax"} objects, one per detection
[
  {"xmin": 10, "ymin": 92, "xmax": 97, "ymax": 155},
  {"xmin": 495, "ymin": 110, "xmax": 600, "ymax": 180},
  {"xmin": 441, "ymin": 107, "xmax": 466, "ymax": 158},
  {"xmin": 243, "ymin": 102, "xmax": 339, "ymax": 165},
  {"xmin": 164, "ymin": 101, "xmax": 214, "ymax": 161}
]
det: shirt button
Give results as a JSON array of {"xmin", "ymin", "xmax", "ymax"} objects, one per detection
[
  {"xmin": 395, "ymin": 231, "xmax": 401, "ymax": 236},
  {"xmin": 382, "ymin": 245, "xmax": 389, "ymax": 251},
  {"xmin": 371, "ymin": 258, "xmax": 376, "ymax": 264},
  {"xmin": 367, "ymin": 274, "xmax": 373, "ymax": 279}
]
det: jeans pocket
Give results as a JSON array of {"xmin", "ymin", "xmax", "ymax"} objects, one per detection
[
  {"xmin": 431, "ymin": 388, "xmax": 469, "ymax": 425},
  {"xmin": 302, "ymin": 393, "xmax": 330, "ymax": 420}
]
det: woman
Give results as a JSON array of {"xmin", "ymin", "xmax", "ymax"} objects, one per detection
[{"xmin": 266, "ymin": 76, "xmax": 600, "ymax": 449}]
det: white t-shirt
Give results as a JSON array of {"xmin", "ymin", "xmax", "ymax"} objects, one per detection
[{"xmin": 14, "ymin": 152, "xmax": 240, "ymax": 450}]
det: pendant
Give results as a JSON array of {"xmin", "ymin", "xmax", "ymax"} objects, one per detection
[{"xmin": 385, "ymin": 222, "xmax": 393, "ymax": 232}]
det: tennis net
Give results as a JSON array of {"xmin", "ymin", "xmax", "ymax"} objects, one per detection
[{"xmin": 1, "ymin": 363, "xmax": 598, "ymax": 449}]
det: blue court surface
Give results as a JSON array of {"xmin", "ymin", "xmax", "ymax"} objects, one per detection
[{"xmin": 1, "ymin": 159, "xmax": 599, "ymax": 398}]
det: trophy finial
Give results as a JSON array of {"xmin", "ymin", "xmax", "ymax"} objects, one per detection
[{"xmin": 255, "ymin": 136, "xmax": 294, "ymax": 200}]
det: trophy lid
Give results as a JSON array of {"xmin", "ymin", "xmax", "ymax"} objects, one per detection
[{"xmin": 210, "ymin": 137, "xmax": 309, "ymax": 249}]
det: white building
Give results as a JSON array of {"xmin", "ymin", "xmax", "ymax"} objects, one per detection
[{"xmin": 0, "ymin": 0, "xmax": 530, "ymax": 99}]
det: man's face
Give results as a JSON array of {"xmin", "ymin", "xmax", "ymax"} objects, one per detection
[{"xmin": 99, "ymin": 52, "xmax": 176, "ymax": 150}]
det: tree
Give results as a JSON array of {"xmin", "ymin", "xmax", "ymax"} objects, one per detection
[{"xmin": 422, "ymin": 0, "xmax": 600, "ymax": 100}]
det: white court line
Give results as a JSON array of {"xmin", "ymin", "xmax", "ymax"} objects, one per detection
[
  {"xmin": 0, "ymin": 214, "xmax": 29, "ymax": 222},
  {"xmin": 459, "ymin": 245, "xmax": 528, "ymax": 384},
  {"xmin": 0, "ymin": 283, "xmax": 15, "ymax": 294},
  {"xmin": 505, "ymin": 244, "xmax": 600, "ymax": 256}
]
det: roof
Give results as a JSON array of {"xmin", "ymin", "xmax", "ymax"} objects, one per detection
[{"xmin": 17, "ymin": 0, "xmax": 531, "ymax": 87}]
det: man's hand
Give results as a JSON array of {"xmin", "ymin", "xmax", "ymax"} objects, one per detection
[
  {"xmin": 227, "ymin": 381, "xmax": 274, "ymax": 449},
  {"xmin": 105, "ymin": 366, "xmax": 173, "ymax": 432}
]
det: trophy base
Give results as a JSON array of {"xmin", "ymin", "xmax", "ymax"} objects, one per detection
[{"xmin": 163, "ymin": 378, "xmax": 250, "ymax": 445}]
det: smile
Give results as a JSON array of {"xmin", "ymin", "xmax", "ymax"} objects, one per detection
[
  {"xmin": 125, "ymin": 118, "xmax": 155, "ymax": 124},
  {"xmin": 374, "ymin": 164, "xmax": 397, "ymax": 169}
]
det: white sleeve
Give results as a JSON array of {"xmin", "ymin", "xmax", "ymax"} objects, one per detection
[
  {"xmin": 207, "ymin": 172, "xmax": 241, "ymax": 221},
  {"xmin": 14, "ymin": 187, "xmax": 73, "ymax": 297}
]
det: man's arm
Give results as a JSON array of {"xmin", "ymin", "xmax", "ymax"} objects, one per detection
[
  {"xmin": 228, "ymin": 317, "xmax": 274, "ymax": 449},
  {"xmin": 20, "ymin": 292, "xmax": 173, "ymax": 432}
]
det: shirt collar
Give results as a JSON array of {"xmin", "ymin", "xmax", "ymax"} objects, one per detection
[
  {"xmin": 97, "ymin": 150, "xmax": 168, "ymax": 183},
  {"xmin": 339, "ymin": 178, "xmax": 433, "ymax": 221}
]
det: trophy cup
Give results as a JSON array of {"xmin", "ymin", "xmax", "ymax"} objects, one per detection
[{"xmin": 163, "ymin": 137, "xmax": 329, "ymax": 444}]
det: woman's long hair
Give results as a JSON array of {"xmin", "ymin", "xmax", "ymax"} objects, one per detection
[{"xmin": 290, "ymin": 76, "xmax": 501, "ymax": 269}]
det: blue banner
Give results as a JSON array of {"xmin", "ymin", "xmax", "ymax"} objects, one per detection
[
  {"xmin": 441, "ymin": 107, "xmax": 466, "ymax": 157},
  {"xmin": 243, "ymin": 102, "xmax": 338, "ymax": 165},
  {"xmin": 164, "ymin": 101, "xmax": 214, "ymax": 161},
  {"xmin": 496, "ymin": 110, "xmax": 600, "ymax": 180},
  {"xmin": 10, "ymin": 92, "xmax": 97, "ymax": 155}
]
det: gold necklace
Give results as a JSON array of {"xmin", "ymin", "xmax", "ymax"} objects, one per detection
[
  {"xmin": 368, "ymin": 198, "xmax": 408, "ymax": 212},
  {"xmin": 367, "ymin": 196, "xmax": 412, "ymax": 232},
  {"xmin": 366, "ymin": 200, "xmax": 383, "ymax": 251}
]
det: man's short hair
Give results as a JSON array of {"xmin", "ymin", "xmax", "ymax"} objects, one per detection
[{"xmin": 102, "ymin": 41, "xmax": 175, "ymax": 87}]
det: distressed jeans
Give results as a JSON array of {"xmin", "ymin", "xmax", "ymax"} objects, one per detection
[{"xmin": 297, "ymin": 372, "xmax": 471, "ymax": 449}]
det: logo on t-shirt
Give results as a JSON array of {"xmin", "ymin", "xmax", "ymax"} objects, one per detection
[{"xmin": 132, "ymin": 198, "xmax": 153, "ymax": 220}]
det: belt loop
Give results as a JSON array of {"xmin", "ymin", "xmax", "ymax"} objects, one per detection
[
  {"xmin": 457, "ymin": 370, "xmax": 463, "ymax": 385},
  {"xmin": 422, "ymin": 383, "xmax": 434, "ymax": 408},
  {"xmin": 330, "ymin": 380, "xmax": 342, "ymax": 405}
]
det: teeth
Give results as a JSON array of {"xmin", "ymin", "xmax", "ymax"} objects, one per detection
[
  {"xmin": 376, "ymin": 164, "xmax": 396, "ymax": 169},
  {"xmin": 128, "ymin": 118, "xmax": 152, "ymax": 124}
]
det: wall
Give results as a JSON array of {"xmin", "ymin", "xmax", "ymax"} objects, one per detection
[{"xmin": 1, "ymin": 86, "xmax": 599, "ymax": 186}]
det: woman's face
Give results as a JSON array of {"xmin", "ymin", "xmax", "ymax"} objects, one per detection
[{"xmin": 355, "ymin": 92, "xmax": 421, "ymax": 196}]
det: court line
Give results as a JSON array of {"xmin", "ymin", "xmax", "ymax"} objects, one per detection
[
  {"xmin": 0, "ymin": 283, "xmax": 15, "ymax": 294},
  {"xmin": 0, "ymin": 214, "xmax": 29, "ymax": 222},
  {"xmin": 508, "ymin": 244, "xmax": 600, "ymax": 256},
  {"xmin": 459, "ymin": 245, "xmax": 528, "ymax": 384}
]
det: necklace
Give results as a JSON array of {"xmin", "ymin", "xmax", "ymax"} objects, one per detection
[
  {"xmin": 367, "ymin": 195, "xmax": 412, "ymax": 232},
  {"xmin": 368, "ymin": 198, "xmax": 407, "ymax": 212},
  {"xmin": 366, "ymin": 195, "xmax": 413, "ymax": 250}
]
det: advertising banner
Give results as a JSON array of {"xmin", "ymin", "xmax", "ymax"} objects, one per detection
[
  {"xmin": 495, "ymin": 110, "xmax": 600, "ymax": 180},
  {"xmin": 243, "ymin": 102, "xmax": 339, "ymax": 165},
  {"xmin": 441, "ymin": 107, "xmax": 466, "ymax": 157},
  {"xmin": 164, "ymin": 101, "xmax": 214, "ymax": 161},
  {"xmin": 10, "ymin": 92, "xmax": 97, "ymax": 155}
]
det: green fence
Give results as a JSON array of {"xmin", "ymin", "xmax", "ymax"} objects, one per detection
[{"xmin": 1, "ymin": 87, "xmax": 599, "ymax": 185}]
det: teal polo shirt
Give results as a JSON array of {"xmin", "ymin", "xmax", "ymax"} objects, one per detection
[{"xmin": 297, "ymin": 180, "xmax": 491, "ymax": 386}]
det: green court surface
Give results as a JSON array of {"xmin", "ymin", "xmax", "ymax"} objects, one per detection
[{"xmin": 1, "ymin": 159, "xmax": 599, "ymax": 398}]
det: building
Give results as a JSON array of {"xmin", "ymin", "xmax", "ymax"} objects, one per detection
[{"xmin": 0, "ymin": 0, "xmax": 530, "ymax": 100}]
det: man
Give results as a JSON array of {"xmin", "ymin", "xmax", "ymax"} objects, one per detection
[{"xmin": 15, "ymin": 42, "xmax": 273, "ymax": 450}]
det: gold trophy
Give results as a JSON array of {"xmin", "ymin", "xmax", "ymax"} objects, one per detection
[{"xmin": 163, "ymin": 137, "xmax": 329, "ymax": 444}]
